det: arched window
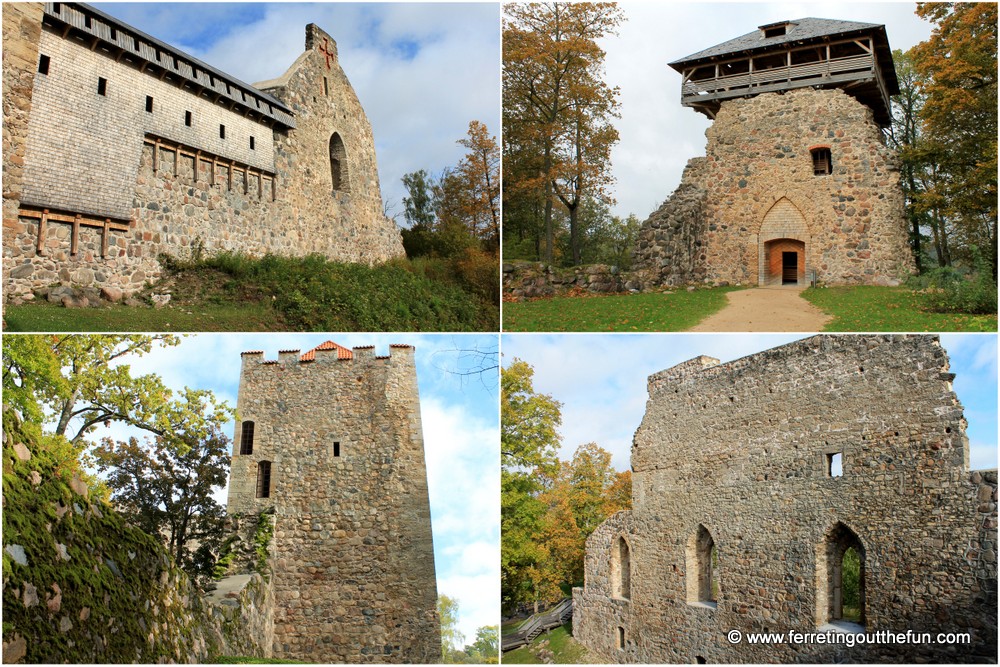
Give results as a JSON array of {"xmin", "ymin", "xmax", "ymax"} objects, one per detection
[
  {"xmin": 239, "ymin": 420, "xmax": 254, "ymax": 455},
  {"xmin": 816, "ymin": 522, "xmax": 866, "ymax": 627},
  {"xmin": 686, "ymin": 524, "xmax": 718, "ymax": 606},
  {"xmin": 255, "ymin": 460, "xmax": 272, "ymax": 499},
  {"xmin": 329, "ymin": 132, "xmax": 349, "ymax": 193},
  {"xmin": 610, "ymin": 535, "xmax": 631, "ymax": 600}
]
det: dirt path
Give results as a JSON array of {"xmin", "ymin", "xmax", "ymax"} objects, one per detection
[{"xmin": 688, "ymin": 286, "xmax": 832, "ymax": 332}]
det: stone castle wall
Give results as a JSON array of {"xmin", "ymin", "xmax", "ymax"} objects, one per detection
[
  {"xmin": 227, "ymin": 344, "xmax": 440, "ymax": 663},
  {"xmin": 574, "ymin": 335, "xmax": 997, "ymax": 663},
  {"xmin": 2, "ymin": 5, "xmax": 404, "ymax": 301},
  {"xmin": 633, "ymin": 88, "xmax": 915, "ymax": 287}
]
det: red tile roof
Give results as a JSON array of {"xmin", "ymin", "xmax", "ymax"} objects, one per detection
[{"xmin": 300, "ymin": 341, "xmax": 353, "ymax": 362}]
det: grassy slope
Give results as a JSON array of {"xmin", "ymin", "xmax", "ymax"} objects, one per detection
[
  {"xmin": 5, "ymin": 254, "xmax": 499, "ymax": 333},
  {"xmin": 502, "ymin": 288, "xmax": 739, "ymax": 332},
  {"xmin": 803, "ymin": 286, "xmax": 998, "ymax": 332},
  {"xmin": 502, "ymin": 623, "xmax": 594, "ymax": 664}
]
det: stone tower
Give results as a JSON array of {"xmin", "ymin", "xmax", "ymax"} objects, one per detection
[
  {"xmin": 227, "ymin": 341, "xmax": 440, "ymax": 663},
  {"xmin": 573, "ymin": 335, "xmax": 997, "ymax": 663},
  {"xmin": 633, "ymin": 18, "xmax": 915, "ymax": 287}
]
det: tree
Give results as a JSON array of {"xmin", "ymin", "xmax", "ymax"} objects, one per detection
[
  {"xmin": 92, "ymin": 428, "xmax": 230, "ymax": 583},
  {"xmin": 501, "ymin": 360, "xmax": 562, "ymax": 612},
  {"xmin": 438, "ymin": 594, "xmax": 464, "ymax": 662},
  {"xmin": 910, "ymin": 3, "xmax": 998, "ymax": 275},
  {"xmin": 453, "ymin": 121, "xmax": 501, "ymax": 250},
  {"xmin": 504, "ymin": 2, "xmax": 624, "ymax": 264},
  {"xmin": 465, "ymin": 625, "xmax": 499, "ymax": 664}
]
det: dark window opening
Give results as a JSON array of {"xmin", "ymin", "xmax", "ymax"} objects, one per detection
[
  {"xmin": 97, "ymin": 77, "xmax": 107, "ymax": 96},
  {"xmin": 324, "ymin": 76, "xmax": 329, "ymax": 96},
  {"xmin": 333, "ymin": 441, "xmax": 341, "ymax": 457},
  {"xmin": 145, "ymin": 95, "xmax": 153, "ymax": 113},
  {"xmin": 763, "ymin": 25, "xmax": 787, "ymax": 38},
  {"xmin": 329, "ymin": 132, "xmax": 347, "ymax": 193},
  {"xmin": 827, "ymin": 452, "xmax": 843, "ymax": 478},
  {"xmin": 696, "ymin": 657, "xmax": 707, "ymax": 664},
  {"xmin": 812, "ymin": 147, "xmax": 833, "ymax": 175},
  {"xmin": 239, "ymin": 421, "xmax": 255, "ymax": 455},
  {"xmin": 184, "ymin": 110, "xmax": 192, "ymax": 126},
  {"xmin": 249, "ymin": 136, "xmax": 255, "ymax": 150},
  {"xmin": 84, "ymin": 14, "xmax": 91, "ymax": 29},
  {"xmin": 219, "ymin": 124, "xmax": 226, "ymax": 139},
  {"xmin": 617, "ymin": 627, "xmax": 625, "ymax": 650},
  {"xmin": 782, "ymin": 251, "xmax": 798, "ymax": 284},
  {"xmin": 38, "ymin": 54, "xmax": 50, "ymax": 75},
  {"xmin": 255, "ymin": 461, "xmax": 272, "ymax": 498}
]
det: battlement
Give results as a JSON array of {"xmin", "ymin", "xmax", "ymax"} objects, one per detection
[{"xmin": 239, "ymin": 341, "xmax": 415, "ymax": 368}]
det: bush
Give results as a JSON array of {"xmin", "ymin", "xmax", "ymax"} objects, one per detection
[
  {"xmin": 922, "ymin": 250, "xmax": 998, "ymax": 315},
  {"xmin": 905, "ymin": 265, "xmax": 965, "ymax": 290}
]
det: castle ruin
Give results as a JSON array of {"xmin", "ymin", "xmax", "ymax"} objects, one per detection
[
  {"xmin": 3, "ymin": 2, "xmax": 404, "ymax": 302},
  {"xmin": 227, "ymin": 341, "xmax": 440, "ymax": 663},
  {"xmin": 573, "ymin": 335, "xmax": 997, "ymax": 663},
  {"xmin": 632, "ymin": 18, "xmax": 915, "ymax": 288}
]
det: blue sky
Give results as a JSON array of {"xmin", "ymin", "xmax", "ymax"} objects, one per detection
[
  {"xmin": 92, "ymin": 2, "xmax": 501, "ymax": 226},
  {"xmin": 86, "ymin": 333, "xmax": 499, "ymax": 645},
  {"xmin": 501, "ymin": 334, "xmax": 998, "ymax": 473}
]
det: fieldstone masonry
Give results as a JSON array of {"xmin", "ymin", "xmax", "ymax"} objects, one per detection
[
  {"xmin": 2, "ymin": 3, "xmax": 404, "ymax": 301},
  {"xmin": 633, "ymin": 88, "xmax": 914, "ymax": 287},
  {"xmin": 226, "ymin": 342, "xmax": 441, "ymax": 663},
  {"xmin": 573, "ymin": 335, "xmax": 997, "ymax": 663},
  {"xmin": 633, "ymin": 17, "xmax": 916, "ymax": 288}
]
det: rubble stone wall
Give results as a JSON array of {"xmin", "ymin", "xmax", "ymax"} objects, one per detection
[
  {"xmin": 227, "ymin": 344, "xmax": 440, "ymax": 663},
  {"xmin": 633, "ymin": 88, "xmax": 914, "ymax": 287},
  {"xmin": 574, "ymin": 335, "xmax": 997, "ymax": 663},
  {"xmin": 3, "ymin": 7, "xmax": 404, "ymax": 301}
]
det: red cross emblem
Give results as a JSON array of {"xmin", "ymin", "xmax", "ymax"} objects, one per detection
[{"xmin": 318, "ymin": 38, "xmax": 335, "ymax": 69}]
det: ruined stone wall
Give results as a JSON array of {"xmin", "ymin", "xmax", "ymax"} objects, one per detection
[
  {"xmin": 574, "ymin": 335, "xmax": 996, "ymax": 663},
  {"xmin": 3, "ymin": 10, "xmax": 404, "ymax": 301},
  {"xmin": 1, "ymin": 414, "xmax": 274, "ymax": 664},
  {"xmin": 226, "ymin": 344, "xmax": 440, "ymax": 663},
  {"xmin": 633, "ymin": 88, "xmax": 914, "ymax": 287}
]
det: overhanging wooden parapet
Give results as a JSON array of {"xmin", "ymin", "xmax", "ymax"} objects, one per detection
[
  {"xmin": 671, "ymin": 20, "xmax": 899, "ymax": 127},
  {"xmin": 19, "ymin": 207, "xmax": 132, "ymax": 259}
]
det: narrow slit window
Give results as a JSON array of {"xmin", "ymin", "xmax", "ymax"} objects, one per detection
[
  {"xmin": 219, "ymin": 124, "xmax": 226, "ymax": 139},
  {"xmin": 811, "ymin": 147, "xmax": 832, "ymax": 175},
  {"xmin": 255, "ymin": 460, "xmax": 272, "ymax": 498},
  {"xmin": 324, "ymin": 76, "xmax": 329, "ymax": 96},
  {"xmin": 249, "ymin": 135, "xmax": 255, "ymax": 150},
  {"xmin": 38, "ymin": 54, "xmax": 50, "ymax": 75},
  {"xmin": 333, "ymin": 441, "xmax": 341, "ymax": 457},
  {"xmin": 184, "ymin": 110, "xmax": 192, "ymax": 126},
  {"xmin": 239, "ymin": 421, "xmax": 255, "ymax": 455},
  {"xmin": 145, "ymin": 95, "xmax": 153, "ymax": 113},
  {"xmin": 617, "ymin": 627, "xmax": 625, "ymax": 650},
  {"xmin": 827, "ymin": 452, "xmax": 843, "ymax": 478},
  {"xmin": 97, "ymin": 77, "xmax": 107, "ymax": 96}
]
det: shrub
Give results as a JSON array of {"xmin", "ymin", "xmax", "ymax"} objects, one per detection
[{"xmin": 923, "ymin": 249, "xmax": 998, "ymax": 315}]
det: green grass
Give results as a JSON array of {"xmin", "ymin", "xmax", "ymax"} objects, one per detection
[
  {"xmin": 802, "ymin": 286, "xmax": 998, "ymax": 332},
  {"xmin": 4, "ymin": 300, "xmax": 275, "ymax": 332},
  {"xmin": 502, "ymin": 622, "xmax": 593, "ymax": 664},
  {"xmin": 502, "ymin": 288, "xmax": 739, "ymax": 332},
  {"xmin": 211, "ymin": 657, "xmax": 303, "ymax": 664},
  {"xmin": 5, "ymin": 252, "xmax": 499, "ymax": 332}
]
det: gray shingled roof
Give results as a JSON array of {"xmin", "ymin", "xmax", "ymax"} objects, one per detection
[{"xmin": 670, "ymin": 17, "xmax": 887, "ymax": 66}]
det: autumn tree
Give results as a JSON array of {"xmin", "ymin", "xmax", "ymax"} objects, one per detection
[
  {"xmin": 501, "ymin": 359, "xmax": 562, "ymax": 612},
  {"xmin": 910, "ymin": 2, "xmax": 998, "ymax": 275},
  {"xmin": 453, "ymin": 120, "xmax": 501, "ymax": 251},
  {"xmin": 536, "ymin": 443, "xmax": 631, "ymax": 588},
  {"xmin": 503, "ymin": 2, "xmax": 624, "ymax": 264}
]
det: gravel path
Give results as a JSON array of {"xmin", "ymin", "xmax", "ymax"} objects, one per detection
[{"xmin": 688, "ymin": 286, "xmax": 832, "ymax": 332}]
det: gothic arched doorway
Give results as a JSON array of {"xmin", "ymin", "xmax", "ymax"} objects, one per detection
[{"xmin": 758, "ymin": 198, "xmax": 809, "ymax": 286}]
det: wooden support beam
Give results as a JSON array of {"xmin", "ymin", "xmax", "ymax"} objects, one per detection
[
  {"xmin": 102, "ymin": 219, "xmax": 110, "ymax": 258},
  {"xmin": 71, "ymin": 213, "xmax": 81, "ymax": 256},
  {"xmin": 37, "ymin": 209, "xmax": 49, "ymax": 256}
]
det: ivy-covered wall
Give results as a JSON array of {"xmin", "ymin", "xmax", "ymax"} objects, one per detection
[{"xmin": 1, "ymin": 416, "xmax": 274, "ymax": 663}]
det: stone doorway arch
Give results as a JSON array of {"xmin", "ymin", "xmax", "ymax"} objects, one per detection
[{"xmin": 758, "ymin": 198, "xmax": 809, "ymax": 286}]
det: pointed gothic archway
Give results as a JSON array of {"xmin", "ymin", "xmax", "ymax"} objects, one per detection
[{"xmin": 758, "ymin": 198, "xmax": 809, "ymax": 286}]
